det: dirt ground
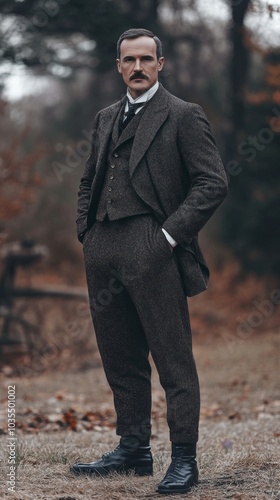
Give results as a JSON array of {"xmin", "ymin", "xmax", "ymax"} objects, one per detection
[{"xmin": 0, "ymin": 326, "xmax": 279, "ymax": 500}]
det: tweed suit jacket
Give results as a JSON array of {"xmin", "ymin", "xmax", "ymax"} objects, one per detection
[{"xmin": 76, "ymin": 84, "xmax": 228, "ymax": 296}]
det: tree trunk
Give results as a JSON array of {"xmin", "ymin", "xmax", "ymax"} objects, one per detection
[{"xmin": 228, "ymin": 0, "xmax": 251, "ymax": 158}]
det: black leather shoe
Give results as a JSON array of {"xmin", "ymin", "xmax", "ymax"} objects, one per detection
[
  {"xmin": 71, "ymin": 436, "xmax": 153, "ymax": 477},
  {"xmin": 157, "ymin": 443, "xmax": 198, "ymax": 494}
]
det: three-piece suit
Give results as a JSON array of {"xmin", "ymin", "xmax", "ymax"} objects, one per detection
[{"xmin": 76, "ymin": 83, "xmax": 228, "ymax": 444}]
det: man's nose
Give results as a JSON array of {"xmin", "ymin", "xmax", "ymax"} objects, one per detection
[{"xmin": 133, "ymin": 59, "xmax": 142, "ymax": 72}]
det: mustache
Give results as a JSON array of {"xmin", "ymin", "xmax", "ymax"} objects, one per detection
[{"xmin": 130, "ymin": 73, "xmax": 149, "ymax": 81}]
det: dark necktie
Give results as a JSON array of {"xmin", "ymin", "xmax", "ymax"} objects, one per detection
[{"xmin": 121, "ymin": 100, "xmax": 145, "ymax": 131}]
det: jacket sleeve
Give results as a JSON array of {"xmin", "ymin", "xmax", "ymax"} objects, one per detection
[
  {"xmin": 76, "ymin": 112, "xmax": 100, "ymax": 241},
  {"xmin": 162, "ymin": 104, "xmax": 228, "ymax": 249}
]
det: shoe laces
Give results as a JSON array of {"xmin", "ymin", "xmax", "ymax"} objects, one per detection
[{"xmin": 101, "ymin": 444, "xmax": 121, "ymax": 459}]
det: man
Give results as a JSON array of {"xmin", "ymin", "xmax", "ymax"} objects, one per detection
[{"xmin": 72, "ymin": 28, "xmax": 228, "ymax": 495}]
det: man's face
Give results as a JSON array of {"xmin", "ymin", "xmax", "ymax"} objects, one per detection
[{"xmin": 117, "ymin": 36, "xmax": 164, "ymax": 99}]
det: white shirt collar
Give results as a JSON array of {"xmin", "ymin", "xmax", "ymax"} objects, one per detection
[{"xmin": 126, "ymin": 81, "xmax": 159, "ymax": 105}]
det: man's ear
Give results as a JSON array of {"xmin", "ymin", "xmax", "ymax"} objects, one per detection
[
  {"xmin": 116, "ymin": 59, "xmax": 122, "ymax": 74},
  {"xmin": 158, "ymin": 57, "xmax": 165, "ymax": 72}
]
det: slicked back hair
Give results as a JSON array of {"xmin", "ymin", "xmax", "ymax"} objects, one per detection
[{"xmin": 117, "ymin": 28, "xmax": 163, "ymax": 60}]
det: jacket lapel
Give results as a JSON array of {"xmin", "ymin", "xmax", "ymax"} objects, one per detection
[
  {"xmin": 96, "ymin": 96, "xmax": 126, "ymax": 171},
  {"xmin": 94, "ymin": 85, "xmax": 170, "ymax": 184},
  {"xmin": 112, "ymin": 100, "xmax": 126, "ymax": 144},
  {"xmin": 129, "ymin": 84, "xmax": 170, "ymax": 177}
]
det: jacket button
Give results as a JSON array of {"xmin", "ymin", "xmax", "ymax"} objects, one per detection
[
  {"xmin": 113, "ymin": 153, "xmax": 119, "ymax": 158},
  {"xmin": 107, "ymin": 199, "xmax": 112, "ymax": 203},
  {"xmin": 109, "ymin": 175, "xmax": 114, "ymax": 180},
  {"xmin": 111, "ymin": 164, "xmax": 115, "ymax": 169},
  {"xmin": 108, "ymin": 187, "xmax": 112, "ymax": 191}
]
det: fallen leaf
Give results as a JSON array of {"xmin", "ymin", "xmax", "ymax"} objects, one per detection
[
  {"xmin": 62, "ymin": 409, "xmax": 78, "ymax": 431},
  {"xmin": 228, "ymin": 411, "xmax": 241, "ymax": 420}
]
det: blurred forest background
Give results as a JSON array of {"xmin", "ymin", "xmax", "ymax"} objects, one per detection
[
  {"xmin": 1, "ymin": 5, "xmax": 279, "ymax": 498},
  {"xmin": 0, "ymin": 0, "xmax": 279, "ymax": 369}
]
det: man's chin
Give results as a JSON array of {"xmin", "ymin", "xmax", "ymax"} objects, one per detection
[{"xmin": 128, "ymin": 80, "xmax": 150, "ymax": 95}]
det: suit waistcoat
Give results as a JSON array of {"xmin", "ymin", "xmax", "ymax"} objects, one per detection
[{"xmin": 95, "ymin": 103, "xmax": 150, "ymax": 221}]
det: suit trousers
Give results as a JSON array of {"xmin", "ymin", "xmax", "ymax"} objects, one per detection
[{"xmin": 83, "ymin": 213, "xmax": 200, "ymax": 443}]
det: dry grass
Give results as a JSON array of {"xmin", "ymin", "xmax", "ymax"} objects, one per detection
[
  {"xmin": 0, "ymin": 331, "xmax": 279, "ymax": 499},
  {"xmin": 0, "ymin": 420, "xmax": 279, "ymax": 499}
]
